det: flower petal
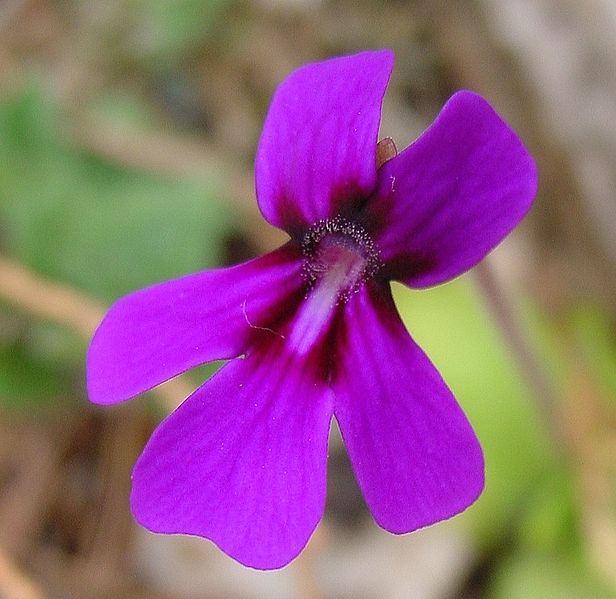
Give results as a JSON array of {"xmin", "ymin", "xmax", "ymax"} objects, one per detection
[
  {"xmin": 130, "ymin": 339, "xmax": 334, "ymax": 570},
  {"xmin": 332, "ymin": 283, "xmax": 484, "ymax": 533},
  {"xmin": 87, "ymin": 244, "xmax": 303, "ymax": 405},
  {"xmin": 363, "ymin": 91, "xmax": 537, "ymax": 287},
  {"xmin": 255, "ymin": 50, "xmax": 394, "ymax": 234}
]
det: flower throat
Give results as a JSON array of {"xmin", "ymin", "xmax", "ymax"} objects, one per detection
[
  {"xmin": 287, "ymin": 216, "xmax": 381, "ymax": 355},
  {"xmin": 301, "ymin": 216, "xmax": 382, "ymax": 304}
]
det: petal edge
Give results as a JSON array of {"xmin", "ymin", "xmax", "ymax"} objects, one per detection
[
  {"xmin": 256, "ymin": 50, "xmax": 394, "ymax": 234},
  {"xmin": 87, "ymin": 244, "xmax": 303, "ymax": 405},
  {"xmin": 333, "ymin": 283, "xmax": 484, "ymax": 533},
  {"xmin": 364, "ymin": 90, "xmax": 537, "ymax": 287},
  {"xmin": 131, "ymin": 339, "xmax": 333, "ymax": 569}
]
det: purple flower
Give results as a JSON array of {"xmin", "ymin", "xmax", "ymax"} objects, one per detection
[{"xmin": 86, "ymin": 50, "xmax": 536, "ymax": 569}]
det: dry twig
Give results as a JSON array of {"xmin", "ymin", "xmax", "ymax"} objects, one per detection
[{"xmin": 0, "ymin": 548, "xmax": 47, "ymax": 599}]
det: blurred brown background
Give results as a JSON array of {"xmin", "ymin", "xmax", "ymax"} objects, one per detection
[{"xmin": 1, "ymin": 0, "xmax": 616, "ymax": 597}]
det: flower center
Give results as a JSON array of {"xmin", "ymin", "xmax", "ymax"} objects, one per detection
[
  {"xmin": 301, "ymin": 216, "xmax": 382, "ymax": 302},
  {"xmin": 287, "ymin": 217, "xmax": 381, "ymax": 355}
]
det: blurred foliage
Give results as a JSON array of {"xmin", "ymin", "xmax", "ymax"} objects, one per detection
[
  {"xmin": 125, "ymin": 0, "xmax": 230, "ymax": 66},
  {"xmin": 0, "ymin": 84, "xmax": 232, "ymax": 411},
  {"xmin": 573, "ymin": 307, "xmax": 616, "ymax": 405},
  {"xmin": 395, "ymin": 281, "xmax": 551, "ymax": 544},
  {"xmin": 0, "ymin": 338, "xmax": 66, "ymax": 407},
  {"xmin": 395, "ymin": 281, "xmax": 615, "ymax": 595},
  {"xmin": 0, "ymin": 86, "xmax": 231, "ymax": 301},
  {"xmin": 491, "ymin": 552, "xmax": 616, "ymax": 599}
]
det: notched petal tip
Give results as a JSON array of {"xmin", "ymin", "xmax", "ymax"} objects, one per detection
[{"xmin": 130, "ymin": 341, "xmax": 333, "ymax": 570}]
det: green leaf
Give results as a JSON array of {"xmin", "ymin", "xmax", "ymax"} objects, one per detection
[
  {"xmin": 517, "ymin": 464, "xmax": 578, "ymax": 552},
  {"xmin": 128, "ymin": 0, "xmax": 230, "ymax": 64},
  {"xmin": 572, "ymin": 306, "xmax": 616, "ymax": 405},
  {"xmin": 0, "ymin": 83, "xmax": 235, "ymax": 408},
  {"xmin": 0, "ymin": 336, "xmax": 67, "ymax": 410},
  {"xmin": 0, "ymin": 84, "xmax": 233, "ymax": 304}
]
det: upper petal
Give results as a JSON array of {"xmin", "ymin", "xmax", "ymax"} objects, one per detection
[
  {"xmin": 255, "ymin": 50, "xmax": 394, "ymax": 235},
  {"xmin": 130, "ymin": 338, "xmax": 333, "ymax": 569},
  {"xmin": 362, "ymin": 91, "xmax": 537, "ymax": 287},
  {"xmin": 332, "ymin": 283, "xmax": 484, "ymax": 533},
  {"xmin": 86, "ymin": 244, "xmax": 303, "ymax": 405}
]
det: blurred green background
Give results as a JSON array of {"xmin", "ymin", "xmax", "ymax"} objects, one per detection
[{"xmin": 1, "ymin": 1, "xmax": 615, "ymax": 598}]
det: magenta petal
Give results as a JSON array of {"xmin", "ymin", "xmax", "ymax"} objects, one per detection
[
  {"xmin": 255, "ymin": 50, "xmax": 394, "ymax": 233},
  {"xmin": 86, "ymin": 244, "xmax": 303, "ymax": 405},
  {"xmin": 130, "ymin": 340, "xmax": 333, "ymax": 570},
  {"xmin": 364, "ymin": 91, "xmax": 537, "ymax": 287},
  {"xmin": 333, "ymin": 284, "xmax": 484, "ymax": 533}
]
